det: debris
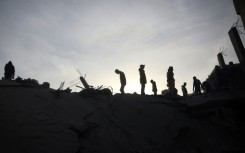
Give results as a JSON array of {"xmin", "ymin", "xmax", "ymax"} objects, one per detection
[
  {"xmin": 71, "ymin": 68, "xmax": 112, "ymax": 97},
  {"xmin": 42, "ymin": 82, "xmax": 50, "ymax": 88}
]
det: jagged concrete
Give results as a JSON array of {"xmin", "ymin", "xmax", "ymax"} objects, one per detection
[{"xmin": 1, "ymin": 81, "xmax": 245, "ymax": 153}]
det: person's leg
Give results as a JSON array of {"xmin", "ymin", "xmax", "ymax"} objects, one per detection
[
  {"xmin": 120, "ymin": 84, "xmax": 125, "ymax": 95},
  {"xmin": 197, "ymin": 87, "xmax": 201, "ymax": 94},
  {"xmin": 141, "ymin": 84, "xmax": 145, "ymax": 95}
]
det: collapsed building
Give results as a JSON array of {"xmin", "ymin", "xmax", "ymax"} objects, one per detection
[
  {"xmin": 206, "ymin": 0, "xmax": 245, "ymax": 90},
  {"xmin": 233, "ymin": 0, "xmax": 245, "ymax": 31},
  {"xmin": 206, "ymin": 52, "xmax": 245, "ymax": 90}
]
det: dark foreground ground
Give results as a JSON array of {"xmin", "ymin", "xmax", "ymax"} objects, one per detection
[{"xmin": 1, "ymin": 80, "xmax": 245, "ymax": 153}]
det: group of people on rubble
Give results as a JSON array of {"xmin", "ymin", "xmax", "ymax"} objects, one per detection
[
  {"xmin": 115, "ymin": 64, "xmax": 212, "ymax": 96},
  {"xmin": 3, "ymin": 61, "xmax": 211, "ymax": 97},
  {"xmin": 181, "ymin": 76, "xmax": 212, "ymax": 96},
  {"xmin": 115, "ymin": 65, "xmax": 156, "ymax": 96},
  {"xmin": 180, "ymin": 76, "xmax": 212, "ymax": 96}
]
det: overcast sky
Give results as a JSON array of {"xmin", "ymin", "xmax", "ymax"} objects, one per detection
[{"xmin": 0, "ymin": 0, "xmax": 245, "ymax": 94}]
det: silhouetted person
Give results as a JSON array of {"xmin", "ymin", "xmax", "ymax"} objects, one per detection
[
  {"xmin": 139, "ymin": 65, "xmax": 147, "ymax": 95},
  {"xmin": 201, "ymin": 80, "xmax": 211, "ymax": 94},
  {"xmin": 167, "ymin": 66, "xmax": 177, "ymax": 96},
  {"xmin": 193, "ymin": 76, "xmax": 201, "ymax": 95},
  {"xmin": 4, "ymin": 61, "xmax": 15, "ymax": 80},
  {"xmin": 181, "ymin": 82, "xmax": 188, "ymax": 96},
  {"xmin": 115, "ymin": 69, "xmax": 126, "ymax": 95},
  {"xmin": 150, "ymin": 80, "xmax": 157, "ymax": 95}
]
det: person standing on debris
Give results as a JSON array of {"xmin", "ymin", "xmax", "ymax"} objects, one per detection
[
  {"xmin": 193, "ymin": 76, "xmax": 201, "ymax": 95},
  {"xmin": 139, "ymin": 65, "xmax": 147, "ymax": 95},
  {"xmin": 115, "ymin": 69, "xmax": 126, "ymax": 95},
  {"xmin": 181, "ymin": 82, "xmax": 188, "ymax": 96},
  {"xmin": 167, "ymin": 66, "xmax": 177, "ymax": 96},
  {"xmin": 4, "ymin": 61, "xmax": 15, "ymax": 80},
  {"xmin": 150, "ymin": 80, "xmax": 157, "ymax": 95}
]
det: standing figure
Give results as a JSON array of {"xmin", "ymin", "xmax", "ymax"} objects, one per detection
[
  {"xmin": 181, "ymin": 82, "xmax": 188, "ymax": 96},
  {"xmin": 115, "ymin": 69, "xmax": 126, "ymax": 95},
  {"xmin": 139, "ymin": 65, "xmax": 147, "ymax": 95},
  {"xmin": 4, "ymin": 61, "xmax": 15, "ymax": 80},
  {"xmin": 167, "ymin": 66, "xmax": 177, "ymax": 96},
  {"xmin": 193, "ymin": 76, "xmax": 201, "ymax": 95},
  {"xmin": 150, "ymin": 80, "xmax": 157, "ymax": 95}
]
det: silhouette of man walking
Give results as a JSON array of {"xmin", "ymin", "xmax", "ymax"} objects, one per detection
[
  {"xmin": 139, "ymin": 65, "xmax": 147, "ymax": 95},
  {"xmin": 150, "ymin": 80, "xmax": 157, "ymax": 95},
  {"xmin": 181, "ymin": 82, "xmax": 188, "ymax": 96},
  {"xmin": 4, "ymin": 61, "xmax": 15, "ymax": 80},
  {"xmin": 193, "ymin": 76, "xmax": 201, "ymax": 95},
  {"xmin": 115, "ymin": 69, "xmax": 126, "ymax": 95}
]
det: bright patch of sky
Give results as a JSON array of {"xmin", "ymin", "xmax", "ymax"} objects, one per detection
[{"xmin": 0, "ymin": 0, "xmax": 244, "ymax": 94}]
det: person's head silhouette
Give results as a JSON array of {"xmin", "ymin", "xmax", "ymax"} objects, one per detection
[
  {"xmin": 140, "ymin": 65, "xmax": 145, "ymax": 68},
  {"xmin": 115, "ymin": 69, "xmax": 120, "ymax": 74}
]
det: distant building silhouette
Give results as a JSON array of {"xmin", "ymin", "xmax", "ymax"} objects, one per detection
[
  {"xmin": 115, "ymin": 69, "xmax": 126, "ymax": 95},
  {"xmin": 139, "ymin": 65, "xmax": 147, "ymax": 95},
  {"xmin": 4, "ymin": 61, "xmax": 15, "ymax": 80},
  {"xmin": 206, "ymin": 56, "xmax": 245, "ymax": 90},
  {"xmin": 203, "ymin": 1, "xmax": 245, "ymax": 91},
  {"xmin": 229, "ymin": 27, "xmax": 245, "ymax": 75},
  {"xmin": 150, "ymin": 80, "xmax": 157, "ymax": 95},
  {"xmin": 205, "ymin": 4, "xmax": 245, "ymax": 90},
  {"xmin": 181, "ymin": 82, "xmax": 188, "ymax": 96},
  {"xmin": 217, "ymin": 52, "xmax": 226, "ymax": 69},
  {"xmin": 233, "ymin": 0, "xmax": 245, "ymax": 30}
]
